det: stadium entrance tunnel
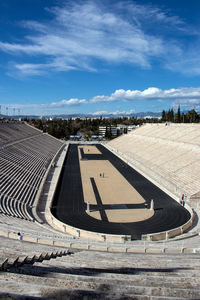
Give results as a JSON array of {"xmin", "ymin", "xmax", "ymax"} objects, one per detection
[{"xmin": 51, "ymin": 144, "xmax": 191, "ymax": 241}]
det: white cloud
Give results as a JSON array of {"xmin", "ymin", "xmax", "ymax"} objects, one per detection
[
  {"xmin": 0, "ymin": 1, "xmax": 186, "ymax": 76},
  {"xmin": 14, "ymin": 63, "xmax": 46, "ymax": 75},
  {"xmin": 92, "ymin": 110, "xmax": 110, "ymax": 116},
  {"xmin": 91, "ymin": 87, "xmax": 200, "ymax": 103},
  {"xmin": 48, "ymin": 98, "xmax": 87, "ymax": 107},
  {"xmin": 116, "ymin": 1, "xmax": 184, "ymax": 34},
  {"xmin": 8, "ymin": 86, "xmax": 200, "ymax": 111},
  {"xmin": 91, "ymin": 109, "xmax": 136, "ymax": 116},
  {"xmin": 166, "ymin": 50, "xmax": 200, "ymax": 76},
  {"xmin": 173, "ymin": 99, "xmax": 200, "ymax": 110},
  {"xmin": 6, "ymin": 98, "xmax": 87, "ymax": 110},
  {"xmin": 4, "ymin": 86, "xmax": 200, "ymax": 113}
]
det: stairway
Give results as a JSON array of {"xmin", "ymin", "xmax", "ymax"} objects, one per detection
[{"xmin": 0, "ymin": 250, "xmax": 200, "ymax": 299}]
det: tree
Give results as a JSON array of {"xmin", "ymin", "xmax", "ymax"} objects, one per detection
[
  {"xmin": 176, "ymin": 105, "xmax": 181, "ymax": 123},
  {"xmin": 186, "ymin": 109, "xmax": 199, "ymax": 123},
  {"xmin": 161, "ymin": 110, "xmax": 166, "ymax": 122},
  {"xmin": 105, "ymin": 126, "xmax": 112, "ymax": 139}
]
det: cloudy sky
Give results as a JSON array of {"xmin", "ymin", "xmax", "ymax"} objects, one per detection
[{"xmin": 1, "ymin": 0, "xmax": 200, "ymax": 116}]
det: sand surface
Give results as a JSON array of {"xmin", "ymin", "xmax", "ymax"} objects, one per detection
[{"xmin": 78, "ymin": 145, "xmax": 154, "ymax": 223}]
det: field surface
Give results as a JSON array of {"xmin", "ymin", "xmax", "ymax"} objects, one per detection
[{"xmin": 52, "ymin": 144, "xmax": 190, "ymax": 239}]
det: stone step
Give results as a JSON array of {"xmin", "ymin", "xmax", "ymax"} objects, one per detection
[
  {"xmin": 0, "ymin": 274, "xmax": 200, "ymax": 299},
  {"xmin": 42, "ymin": 252, "xmax": 200, "ymax": 261},
  {"xmin": 52, "ymin": 251, "xmax": 200, "ymax": 263},
  {"xmin": 0, "ymin": 290, "xmax": 189, "ymax": 300},
  {"xmin": 17, "ymin": 265, "xmax": 200, "ymax": 289},
  {"xmin": 54, "ymin": 258, "xmax": 200, "ymax": 269},
  {"xmin": 36, "ymin": 264, "xmax": 200, "ymax": 280},
  {"xmin": 43, "ymin": 256, "xmax": 200, "ymax": 273}
]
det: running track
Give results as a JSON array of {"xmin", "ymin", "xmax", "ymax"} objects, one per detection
[{"xmin": 52, "ymin": 144, "xmax": 190, "ymax": 240}]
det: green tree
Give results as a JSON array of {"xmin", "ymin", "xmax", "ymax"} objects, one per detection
[
  {"xmin": 105, "ymin": 126, "xmax": 112, "ymax": 139},
  {"xmin": 161, "ymin": 110, "xmax": 166, "ymax": 122},
  {"xmin": 176, "ymin": 105, "xmax": 181, "ymax": 123},
  {"xmin": 186, "ymin": 109, "xmax": 199, "ymax": 123}
]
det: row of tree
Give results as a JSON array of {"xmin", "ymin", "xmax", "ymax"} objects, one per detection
[
  {"xmin": 27, "ymin": 117, "xmax": 146, "ymax": 140},
  {"xmin": 161, "ymin": 107, "xmax": 200, "ymax": 123},
  {"xmin": 25, "ymin": 107, "xmax": 200, "ymax": 140}
]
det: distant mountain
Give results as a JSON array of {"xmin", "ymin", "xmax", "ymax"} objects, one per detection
[
  {"xmin": 42, "ymin": 112, "xmax": 162, "ymax": 119},
  {"xmin": 0, "ymin": 111, "xmax": 162, "ymax": 119},
  {"xmin": 46, "ymin": 112, "xmax": 162, "ymax": 118},
  {"xmin": 0, "ymin": 114, "xmax": 40, "ymax": 119}
]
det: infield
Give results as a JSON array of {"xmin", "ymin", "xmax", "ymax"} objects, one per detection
[{"xmin": 78, "ymin": 145, "xmax": 154, "ymax": 223}]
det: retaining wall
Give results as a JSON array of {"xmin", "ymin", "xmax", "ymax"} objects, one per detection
[
  {"xmin": 0, "ymin": 225, "xmax": 198, "ymax": 253},
  {"xmin": 142, "ymin": 204, "xmax": 194, "ymax": 241}
]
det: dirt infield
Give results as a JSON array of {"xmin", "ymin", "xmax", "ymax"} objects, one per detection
[
  {"xmin": 82, "ymin": 145, "xmax": 102, "ymax": 155},
  {"xmin": 86, "ymin": 209, "xmax": 154, "ymax": 223},
  {"xmin": 78, "ymin": 146, "xmax": 154, "ymax": 223}
]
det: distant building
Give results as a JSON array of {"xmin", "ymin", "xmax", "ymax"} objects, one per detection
[
  {"xmin": 110, "ymin": 126, "xmax": 117, "ymax": 136},
  {"xmin": 91, "ymin": 135, "xmax": 103, "ymax": 140},
  {"xmin": 70, "ymin": 135, "xmax": 82, "ymax": 140},
  {"xmin": 99, "ymin": 124, "xmax": 138, "ymax": 137},
  {"xmin": 127, "ymin": 125, "xmax": 138, "ymax": 132},
  {"xmin": 99, "ymin": 126, "xmax": 107, "ymax": 137},
  {"xmin": 99, "ymin": 126, "xmax": 117, "ymax": 137},
  {"xmin": 117, "ymin": 124, "xmax": 127, "ymax": 135},
  {"xmin": 137, "ymin": 116, "xmax": 161, "ymax": 120}
]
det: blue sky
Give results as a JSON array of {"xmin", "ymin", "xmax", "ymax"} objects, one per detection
[{"xmin": 1, "ymin": 0, "xmax": 200, "ymax": 116}]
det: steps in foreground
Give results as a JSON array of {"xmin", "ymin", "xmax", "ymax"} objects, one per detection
[{"xmin": 0, "ymin": 251, "xmax": 200, "ymax": 299}]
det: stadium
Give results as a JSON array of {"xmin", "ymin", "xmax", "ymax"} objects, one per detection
[{"xmin": 0, "ymin": 120, "xmax": 200, "ymax": 299}]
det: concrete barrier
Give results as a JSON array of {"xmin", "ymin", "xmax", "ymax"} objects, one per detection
[
  {"xmin": 89, "ymin": 245, "xmax": 108, "ymax": 251},
  {"xmin": 127, "ymin": 248, "xmax": 146, "ymax": 253},
  {"xmin": 70, "ymin": 243, "xmax": 89, "ymax": 250},
  {"xmin": 37, "ymin": 239, "xmax": 53, "ymax": 245},
  {"xmin": 182, "ymin": 248, "xmax": 195, "ymax": 253},
  {"xmin": 53, "ymin": 241, "xmax": 71, "ymax": 248},
  {"xmin": 107, "ymin": 247, "xmax": 127, "ymax": 253},
  {"xmin": 0, "ymin": 229, "xmax": 8, "ymax": 237},
  {"xmin": 50, "ymin": 212, "xmax": 131, "ymax": 242},
  {"xmin": 22, "ymin": 236, "xmax": 38, "ymax": 243},
  {"xmin": 164, "ymin": 248, "xmax": 182, "ymax": 254},
  {"xmin": 146, "ymin": 248, "xmax": 163, "ymax": 254},
  {"xmin": 8, "ymin": 232, "xmax": 18, "ymax": 240},
  {"xmin": 0, "ymin": 226, "xmax": 199, "ymax": 254}
]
